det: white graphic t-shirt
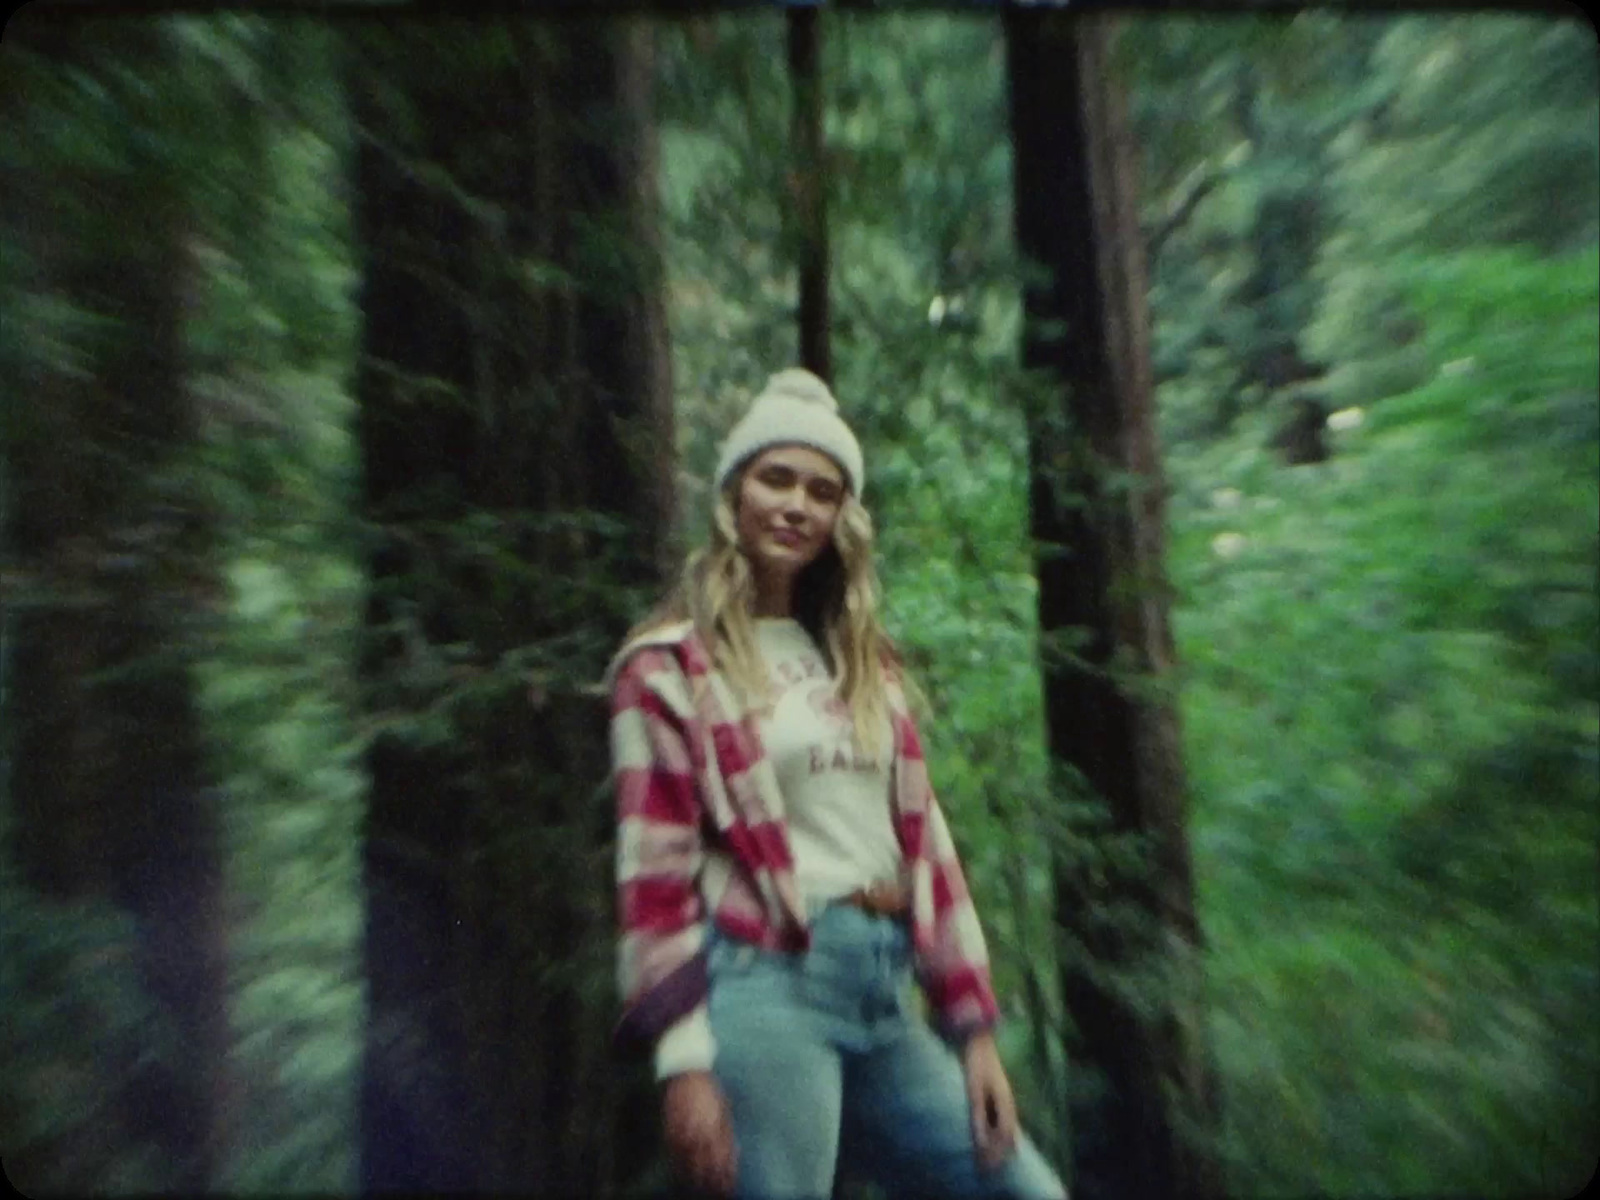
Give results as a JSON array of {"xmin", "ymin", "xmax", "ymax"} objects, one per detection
[{"xmin": 750, "ymin": 618, "xmax": 902, "ymax": 903}]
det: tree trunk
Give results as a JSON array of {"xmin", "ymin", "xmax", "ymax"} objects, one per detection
[
  {"xmin": 1226, "ymin": 60, "xmax": 1326, "ymax": 427},
  {"xmin": 1, "ymin": 16, "xmax": 230, "ymax": 1194},
  {"xmin": 349, "ymin": 16, "xmax": 674, "ymax": 1197},
  {"xmin": 1005, "ymin": 14, "xmax": 1224, "ymax": 1200},
  {"xmin": 788, "ymin": 5, "xmax": 832, "ymax": 384}
]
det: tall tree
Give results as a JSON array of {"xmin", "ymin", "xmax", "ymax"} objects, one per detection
[
  {"xmin": 1, "ymin": 13, "xmax": 230, "ymax": 1194},
  {"xmin": 347, "ymin": 16, "xmax": 673, "ymax": 1196},
  {"xmin": 788, "ymin": 4, "xmax": 831, "ymax": 383},
  {"xmin": 1005, "ymin": 13, "xmax": 1222, "ymax": 1200}
]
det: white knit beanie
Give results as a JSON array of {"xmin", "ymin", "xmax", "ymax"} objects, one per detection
[{"xmin": 712, "ymin": 369, "xmax": 865, "ymax": 496}]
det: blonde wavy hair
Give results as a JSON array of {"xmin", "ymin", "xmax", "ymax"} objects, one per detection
[{"xmin": 626, "ymin": 466, "xmax": 918, "ymax": 761}]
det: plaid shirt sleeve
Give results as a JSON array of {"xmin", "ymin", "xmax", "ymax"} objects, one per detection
[
  {"xmin": 610, "ymin": 647, "xmax": 715, "ymax": 1078},
  {"xmin": 897, "ymin": 708, "xmax": 1002, "ymax": 1043},
  {"xmin": 921, "ymin": 792, "xmax": 1001, "ymax": 1040}
]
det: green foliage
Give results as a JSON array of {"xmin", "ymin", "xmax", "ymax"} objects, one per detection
[
  {"xmin": 656, "ymin": 12, "xmax": 796, "ymax": 495},
  {"xmin": 1169, "ymin": 244, "xmax": 1599, "ymax": 1195},
  {"xmin": 169, "ymin": 27, "xmax": 369, "ymax": 1189},
  {"xmin": 1305, "ymin": 14, "xmax": 1599, "ymax": 412},
  {"xmin": 3, "ymin": 15, "xmax": 366, "ymax": 1195},
  {"xmin": 1360, "ymin": 16, "xmax": 1598, "ymax": 254},
  {"xmin": 1125, "ymin": 13, "xmax": 1389, "ymax": 436},
  {"xmin": 0, "ymin": 870, "xmax": 175, "ymax": 1196},
  {"xmin": 188, "ymin": 55, "xmax": 367, "ymax": 1200}
]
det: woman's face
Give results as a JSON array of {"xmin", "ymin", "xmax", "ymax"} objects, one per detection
[{"xmin": 735, "ymin": 444, "xmax": 846, "ymax": 586}]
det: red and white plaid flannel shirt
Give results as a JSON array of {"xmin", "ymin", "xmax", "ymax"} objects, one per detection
[{"xmin": 607, "ymin": 621, "xmax": 1000, "ymax": 1075}]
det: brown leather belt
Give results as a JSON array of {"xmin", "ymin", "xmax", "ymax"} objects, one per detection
[{"xmin": 837, "ymin": 880, "xmax": 910, "ymax": 920}]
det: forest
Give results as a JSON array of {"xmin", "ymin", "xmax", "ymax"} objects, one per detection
[{"xmin": 1, "ymin": 4, "xmax": 1596, "ymax": 1198}]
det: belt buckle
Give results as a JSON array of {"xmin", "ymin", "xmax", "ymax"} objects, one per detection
[{"xmin": 858, "ymin": 881, "xmax": 905, "ymax": 919}]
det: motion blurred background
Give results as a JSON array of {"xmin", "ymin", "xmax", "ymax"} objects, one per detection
[{"xmin": 1, "ymin": 4, "xmax": 1595, "ymax": 1197}]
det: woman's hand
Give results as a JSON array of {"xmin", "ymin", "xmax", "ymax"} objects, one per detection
[
  {"xmin": 962, "ymin": 1031, "xmax": 1018, "ymax": 1170},
  {"xmin": 662, "ymin": 1070, "xmax": 739, "ymax": 1196}
]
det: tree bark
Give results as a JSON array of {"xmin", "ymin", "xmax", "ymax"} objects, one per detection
[
  {"xmin": 1005, "ymin": 14, "xmax": 1224, "ymax": 1200},
  {"xmin": 788, "ymin": 5, "xmax": 832, "ymax": 384},
  {"xmin": 349, "ymin": 16, "xmax": 673, "ymax": 1197}
]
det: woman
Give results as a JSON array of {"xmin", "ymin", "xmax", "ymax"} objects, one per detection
[{"xmin": 606, "ymin": 369, "xmax": 1066, "ymax": 1200}]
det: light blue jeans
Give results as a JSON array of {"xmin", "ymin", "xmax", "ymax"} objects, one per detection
[{"xmin": 706, "ymin": 902, "xmax": 1068, "ymax": 1200}]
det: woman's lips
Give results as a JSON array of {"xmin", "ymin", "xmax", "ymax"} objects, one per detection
[{"xmin": 771, "ymin": 529, "xmax": 804, "ymax": 547}]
